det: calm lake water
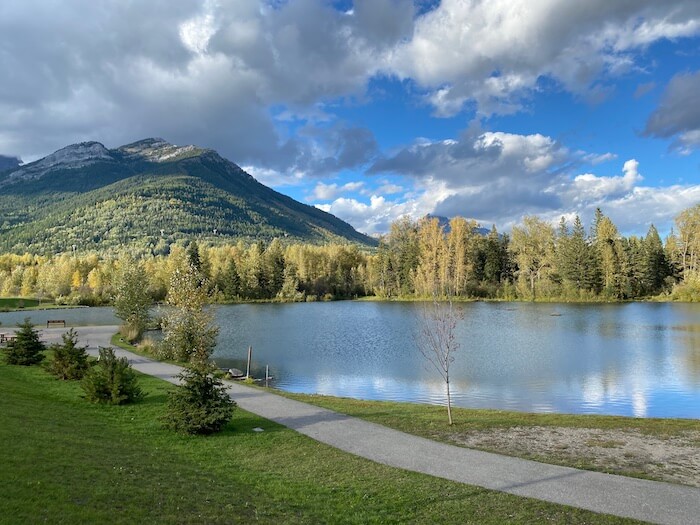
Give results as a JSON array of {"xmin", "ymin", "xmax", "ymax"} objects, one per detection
[{"xmin": 3, "ymin": 302, "xmax": 699, "ymax": 418}]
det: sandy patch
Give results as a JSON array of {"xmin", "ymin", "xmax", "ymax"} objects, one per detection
[{"xmin": 450, "ymin": 426, "xmax": 700, "ymax": 487}]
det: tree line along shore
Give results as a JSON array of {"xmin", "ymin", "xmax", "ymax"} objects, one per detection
[{"xmin": 0, "ymin": 205, "xmax": 698, "ymax": 305}]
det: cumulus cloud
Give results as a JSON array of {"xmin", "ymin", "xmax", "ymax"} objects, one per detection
[
  {"xmin": 318, "ymin": 127, "xmax": 697, "ymax": 236},
  {"xmin": 644, "ymin": 70, "xmax": 700, "ymax": 153},
  {"xmin": 571, "ymin": 159, "xmax": 643, "ymax": 201},
  {"xmin": 390, "ymin": 0, "xmax": 700, "ymax": 116},
  {"xmin": 2, "ymin": 0, "xmax": 699, "ymax": 237},
  {"xmin": 371, "ymin": 128, "xmax": 570, "ymax": 190},
  {"xmin": 317, "ymin": 179, "xmax": 450, "ymax": 235},
  {"xmin": 0, "ymin": 0, "xmax": 397, "ymax": 168},
  {"xmin": 311, "ymin": 181, "xmax": 365, "ymax": 201}
]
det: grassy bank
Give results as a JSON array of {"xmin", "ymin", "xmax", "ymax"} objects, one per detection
[
  {"xmin": 280, "ymin": 394, "xmax": 700, "ymax": 435},
  {"xmin": 280, "ymin": 393, "xmax": 700, "ymax": 484},
  {"xmin": 0, "ymin": 363, "xmax": 638, "ymax": 524},
  {"xmin": 0, "ymin": 297, "xmax": 63, "ymax": 311}
]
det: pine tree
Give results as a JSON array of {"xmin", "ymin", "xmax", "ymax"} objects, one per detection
[
  {"xmin": 641, "ymin": 224, "xmax": 670, "ymax": 295},
  {"xmin": 81, "ymin": 347, "xmax": 143, "ymax": 404},
  {"xmin": 219, "ymin": 259, "xmax": 240, "ymax": 301},
  {"xmin": 557, "ymin": 216, "xmax": 599, "ymax": 293},
  {"xmin": 162, "ymin": 367, "xmax": 236, "ymax": 434},
  {"xmin": 48, "ymin": 328, "xmax": 90, "ymax": 380},
  {"xmin": 4, "ymin": 318, "xmax": 45, "ymax": 365}
]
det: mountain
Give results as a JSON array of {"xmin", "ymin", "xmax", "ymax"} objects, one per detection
[
  {"xmin": 425, "ymin": 214, "xmax": 491, "ymax": 236},
  {"xmin": 0, "ymin": 138, "xmax": 376, "ymax": 254}
]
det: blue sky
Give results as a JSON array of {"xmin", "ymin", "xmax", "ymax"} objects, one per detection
[{"xmin": 1, "ymin": 0, "xmax": 699, "ymax": 236}]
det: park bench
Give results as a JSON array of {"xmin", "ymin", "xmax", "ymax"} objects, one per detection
[
  {"xmin": 46, "ymin": 320, "xmax": 66, "ymax": 328},
  {"xmin": 0, "ymin": 333, "xmax": 16, "ymax": 346}
]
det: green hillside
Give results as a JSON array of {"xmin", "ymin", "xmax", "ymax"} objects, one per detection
[{"xmin": 0, "ymin": 139, "xmax": 375, "ymax": 254}]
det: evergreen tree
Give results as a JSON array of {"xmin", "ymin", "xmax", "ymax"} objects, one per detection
[
  {"xmin": 162, "ymin": 367, "xmax": 236, "ymax": 435},
  {"xmin": 4, "ymin": 318, "xmax": 45, "ymax": 365},
  {"xmin": 81, "ymin": 347, "xmax": 143, "ymax": 404},
  {"xmin": 48, "ymin": 328, "xmax": 90, "ymax": 380},
  {"xmin": 187, "ymin": 241, "xmax": 202, "ymax": 272},
  {"xmin": 557, "ymin": 216, "xmax": 599, "ymax": 293},
  {"xmin": 219, "ymin": 258, "xmax": 240, "ymax": 301},
  {"xmin": 641, "ymin": 225, "xmax": 670, "ymax": 295}
]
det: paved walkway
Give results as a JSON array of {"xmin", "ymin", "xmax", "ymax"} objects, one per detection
[{"xmin": 41, "ymin": 326, "xmax": 700, "ymax": 525}]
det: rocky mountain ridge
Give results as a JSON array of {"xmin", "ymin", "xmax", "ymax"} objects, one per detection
[{"xmin": 0, "ymin": 138, "xmax": 375, "ymax": 253}]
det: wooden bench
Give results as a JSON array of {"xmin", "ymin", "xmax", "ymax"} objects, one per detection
[
  {"xmin": 46, "ymin": 320, "xmax": 66, "ymax": 328},
  {"xmin": 0, "ymin": 333, "xmax": 16, "ymax": 346}
]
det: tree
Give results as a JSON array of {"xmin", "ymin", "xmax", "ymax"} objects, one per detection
[
  {"xmin": 162, "ymin": 367, "xmax": 236, "ymax": 434},
  {"xmin": 160, "ymin": 263, "xmax": 219, "ymax": 364},
  {"xmin": 676, "ymin": 204, "xmax": 700, "ymax": 277},
  {"xmin": 161, "ymin": 262, "xmax": 235, "ymax": 435},
  {"xmin": 416, "ymin": 299, "xmax": 463, "ymax": 425},
  {"xmin": 414, "ymin": 217, "xmax": 446, "ymax": 297},
  {"xmin": 593, "ymin": 215, "xmax": 629, "ymax": 298},
  {"xmin": 641, "ymin": 225, "xmax": 670, "ymax": 295},
  {"xmin": 219, "ymin": 258, "xmax": 240, "ymax": 301},
  {"xmin": 556, "ymin": 215, "xmax": 599, "ymax": 294},
  {"xmin": 4, "ymin": 318, "xmax": 45, "ymax": 365},
  {"xmin": 510, "ymin": 216, "xmax": 555, "ymax": 299},
  {"xmin": 113, "ymin": 258, "xmax": 151, "ymax": 341},
  {"xmin": 81, "ymin": 347, "xmax": 143, "ymax": 404},
  {"xmin": 48, "ymin": 328, "xmax": 89, "ymax": 380}
]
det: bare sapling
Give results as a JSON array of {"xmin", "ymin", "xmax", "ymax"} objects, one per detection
[{"xmin": 416, "ymin": 298, "xmax": 463, "ymax": 425}]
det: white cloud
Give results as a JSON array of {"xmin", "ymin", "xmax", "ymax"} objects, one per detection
[
  {"xmin": 316, "ymin": 179, "xmax": 452, "ymax": 235},
  {"xmin": 377, "ymin": 182, "xmax": 404, "ymax": 195},
  {"xmin": 572, "ymin": 159, "xmax": 643, "ymax": 201},
  {"xmin": 179, "ymin": 0, "xmax": 218, "ymax": 55},
  {"xmin": 311, "ymin": 181, "xmax": 364, "ymax": 200},
  {"xmin": 581, "ymin": 152, "xmax": 618, "ymax": 165},
  {"xmin": 366, "ymin": 127, "xmax": 699, "ymax": 236},
  {"xmin": 390, "ymin": 0, "xmax": 700, "ymax": 116}
]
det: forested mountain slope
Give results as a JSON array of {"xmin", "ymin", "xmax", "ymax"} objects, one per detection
[{"xmin": 0, "ymin": 138, "xmax": 375, "ymax": 253}]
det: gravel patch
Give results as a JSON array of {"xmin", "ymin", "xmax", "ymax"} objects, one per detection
[{"xmin": 450, "ymin": 426, "xmax": 700, "ymax": 487}]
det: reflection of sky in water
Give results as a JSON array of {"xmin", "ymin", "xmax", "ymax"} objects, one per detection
[{"xmin": 214, "ymin": 302, "xmax": 700, "ymax": 418}]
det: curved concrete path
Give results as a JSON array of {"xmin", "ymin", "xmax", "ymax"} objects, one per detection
[{"xmin": 40, "ymin": 326, "xmax": 700, "ymax": 525}]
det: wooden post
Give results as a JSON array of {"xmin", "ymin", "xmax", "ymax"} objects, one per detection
[
  {"xmin": 246, "ymin": 346, "xmax": 252, "ymax": 379},
  {"xmin": 265, "ymin": 364, "xmax": 269, "ymax": 387}
]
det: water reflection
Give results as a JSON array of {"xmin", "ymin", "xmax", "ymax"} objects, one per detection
[{"xmin": 213, "ymin": 301, "xmax": 700, "ymax": 418}]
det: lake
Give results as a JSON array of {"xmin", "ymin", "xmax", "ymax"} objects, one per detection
[{"xmin": 3, "ymin": 301, "xmax": 699, "ymax": 418}]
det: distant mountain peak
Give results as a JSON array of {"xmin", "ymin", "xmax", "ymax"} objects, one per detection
[
  {"xmin": 118, "ymin": 137, "xmax": 205, "ymax": 163},
  {"xmin": 0, "ymin": 141, "xmax": 113, "ymax": 187}
]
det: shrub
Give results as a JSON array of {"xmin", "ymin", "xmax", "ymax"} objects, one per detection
[
  {"xmin": 81, "ymin": 347, "xmax": 143, "ymax": 404},
  {"xmin": 162, "ymin": 366, "xmax": 235, "ymax": 435},
  {"xmin": 47, "ymin": 328, "xmax": 89, "ymax": 380},
  {"xmin": 3, "ymin": 318, "xmax": 45, "ymax": 365}
]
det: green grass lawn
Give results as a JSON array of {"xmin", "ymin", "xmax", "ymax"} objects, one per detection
[
  {"xmin": 280, "ymin": 393, "xmax": 700, "ymax": 436},
  {"xmin": 0, "ymin": 362, "xmax": 640, "ymax": 524},
  {"xmin": 0, "ymin": 297, "xmax": 61, "ymax": 311}
]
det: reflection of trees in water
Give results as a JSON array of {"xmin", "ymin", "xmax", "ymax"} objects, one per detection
[{"xmin": 677, "ymin": 324, "xmax": 700, "ymax": 382}]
